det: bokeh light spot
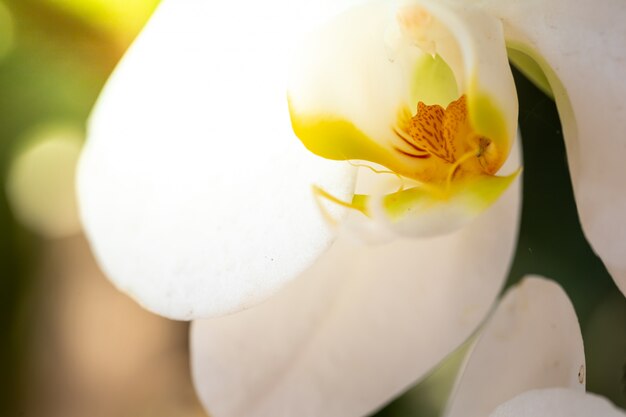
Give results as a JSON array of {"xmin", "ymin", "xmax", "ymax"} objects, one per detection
[
  {"xmin": 0, "ymin": 1, "xmax": 15, "ymax": 60},
  {"xmin": 6, "ymin": 124, "xmax": 83, "ymax": 239}
]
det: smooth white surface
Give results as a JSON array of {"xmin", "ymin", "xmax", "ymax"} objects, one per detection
[
  {"xmin": 446, "ymin": 277, "xmax": 585, "ymax": 417},
  {"xmin": 475, "ymin": 0, "xmax": 626, "ymax": 295},
  {"xmin": 77, "ymin": 0, "xmax": 357, "ymax": 319},
  {"xmin": 490, "ymin": 388, "xmax": 626, "ymax": 417},
  {"xmin": 190, "ymin": 172, "xmax": 520, "ymax": 417}
]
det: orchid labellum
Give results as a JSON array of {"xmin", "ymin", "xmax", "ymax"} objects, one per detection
[{"xmin": 77, "ymin": 0, "xmax": 626, "ymax": 415}]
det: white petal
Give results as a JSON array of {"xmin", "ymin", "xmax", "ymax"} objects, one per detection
[
  {"xmin": 446, "ymin": 277, "xmax": 585, "ymax": 417},
  {"xmin": 475, "ymin": 0, "xmax": 626, "ymax": 295},
  {"xmin": 77, "ymin": 0, "xmax": 357, "ymax": 319},
  {"xmin": 490, "ymin": 388, "xmax": 626, "ymax": 417},
  {"xmin": 190, "ymin": 173, "xmax": 520, "ymax": 417}
]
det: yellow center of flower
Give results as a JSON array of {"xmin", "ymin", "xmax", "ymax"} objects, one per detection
[
  {"xmin": 288, "ymin": 0, "xmax": 519, "ymax": 233},
  {"xmin": 392, "ymin": 95, "xmax": 498, "ymax": 187}
]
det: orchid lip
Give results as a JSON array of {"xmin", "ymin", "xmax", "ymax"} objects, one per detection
[{"xmin": 287, "ymin": 0, "xmax": 519, "ymax": 237}]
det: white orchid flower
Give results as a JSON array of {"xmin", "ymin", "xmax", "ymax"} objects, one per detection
[{"xmin": 77, "ymin": 0, "xmax": 626, "ymax": 415}]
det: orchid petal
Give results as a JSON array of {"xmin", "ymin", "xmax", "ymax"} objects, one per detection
[
  {"xmin": 77, "ymin": 0, "xmax": 357, "ymax": 319},
  {"xmin": 475, "ymin": 0, "xmax": 626, "ymax": 295},
  {"xmin": 446, "ymin": 277, "xmax": 585, "ymax": 417},
  {"xmin": 190, "ymin": 173, "xmax": 520, "ymax": 417},
  {"xmin": 489, "ymin": 388, "xmax": 626, "ymax": 417}
]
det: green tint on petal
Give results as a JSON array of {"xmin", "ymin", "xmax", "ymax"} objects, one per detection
[
  {"xmin": 506, "ymin": 47, "xmax": 553, "ymax": 99},
  {"xmin": 506, "ymin": 41, "xmax": 567, "ymax": 104},
  {"xmin": 411, "ymin": 54, "xmax": 458, "ymax": 106},
  {"xmin": 347, "ymin": 169, "xmax": 519, "ymax": 237},
  {"xmin": 468, "ymin": 81, "xmax": 508, "ymax": 151},
  {"xmin": 380, "ymin": 186, "xmax": 440, "ymax": 218},
  {"xmin": 383, "ymin": 171, "xmax": 518, "ymax": 219},
  {"xmin": 460, "ymin": 171, "xmax": 521, "ymax": 210},
  {"xmin": 503, "ymin": 41, "xmax": 577, "ymax": 171}
]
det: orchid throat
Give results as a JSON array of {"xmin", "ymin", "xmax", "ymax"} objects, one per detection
[{"xmin": 287, "ymin": 1, "xmax": 519, "ymax": 235}]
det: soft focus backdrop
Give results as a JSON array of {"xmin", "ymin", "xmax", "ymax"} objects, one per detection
[{"xmin": 0, "ymin": 1, "xmax": 624, "ymax": 416}]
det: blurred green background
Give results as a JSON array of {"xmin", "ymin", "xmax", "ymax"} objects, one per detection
[{"xmin": 0, "ymin": 1, "xmax": 624, "ymax": 416}]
